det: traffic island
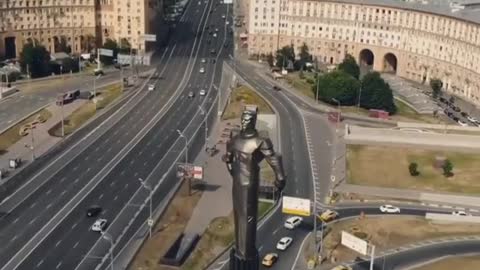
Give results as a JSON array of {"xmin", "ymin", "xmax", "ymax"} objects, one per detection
[
  {"xmin": 301, "ymin": 216, "xmax": 480, "ymax": 269},
  {"xmin": 48, "ymin": 83, "xmax": 122, "ymax": 137}
]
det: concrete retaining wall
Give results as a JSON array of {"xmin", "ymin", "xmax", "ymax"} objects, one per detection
[
  {"xmin": 397, "ymin": 121, "xmax": 480, "ymax": 132},
  {"xmin": 426, "ymin": 213, "xmax": 480, "ymax": 224}
]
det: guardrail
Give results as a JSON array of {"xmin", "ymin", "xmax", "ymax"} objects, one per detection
[{"xmin": 426, "ymin": 213, "xmax": 480, "ymax": 223}]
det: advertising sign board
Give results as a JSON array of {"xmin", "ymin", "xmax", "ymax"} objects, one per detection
[
  {"xmin": 282, "ymin": 196, "xmax": 311, "ymax": 216},
  {"xmin": 341, "ymin": 231, "xmax": 368, "ymax": 255}
]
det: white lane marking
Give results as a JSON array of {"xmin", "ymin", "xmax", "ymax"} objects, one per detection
[
  {"xmin": 55, "ymin": 240, "xmax": 62, "ymax": 247},
  {"xmin": 28, "ymin": 217, "xmax": 37, "ymax": 225},
  {"xmin": 124, "ymin": 183, "xmax": 129, "ymax": 189},
  {"xmin": 99, "ymin": 194, "xmax": 104, "ymax": 200},
  {"xmin": 73, "ymin": 241, "xmax": 79, "ymax": 249},
  {"xmin": 13, "ymin": 218, "xmax": 19, "ymax": 224},
  {"xmin": 85, "ymin": 156, "xmax": 89, "ymax": 161},
  {"xmin": 273, "ymin": 228, "xmax": 280, "ymax": 235},
  {"xmin": 71, "ymin": 222, "xmax": 78, "ymax": 230},
  {"xmin": 60, "ymin": 190, "xmax": 67, "ymax": 196},
  {"xmin": 59, "ymin": 177, "xmax": 67, "ymax": 183},
  {"xmin": 46, "ymin": 203, "xmax": 53, "ymax": 209},
  {"xmin": 74, "ymin": 178, "xmax": 80, "ymax": 184},
  {"xmin": 110, "ymin": 181, "xmax": 115, "ymax": 187},
  {"xmin": 258, "ymin": 245, "xmax": 263, "ymax": 252},
  {"xmin": 87, "ymin": 167, "xmax": 91, "ymax": 172},
  {"xmin": 120, "ymin": 170, "xmax": 125, "ymax": 176},
  {"xmin": 107, "ymin": 147, "xmax": 112, "ymax": 152},
  {"xmin": 97, "ymin": 156, "xmax": 103, "ymax": 162},
  {"xmin": 114, "ymin": 196, "xmax": 118, "ymax": 201},
  {"xmin": 73, "ymin": 166, "xmax": 78, "ymax": 171},
  {"xmin": 56, "ymin": 261, "xmax": 63, "ymax": 269},
  {"xmin": 36, "ymin": 259, "xmax": 44, "ymax": 268},
  {"xmin": 30, "ymin": 202, "xmax": 37, "ymax": 208}
]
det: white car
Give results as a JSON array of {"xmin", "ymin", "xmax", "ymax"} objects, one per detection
[
  {"xmin": 226, "ymin": 20, "xmax": 230, "ymax": 25},
  {"xmin": 452, "ymin": 210, "xmax": 471, "ymax": 216},
  {"xmin": 467, "ymin": 116, "xmax": 479, "ymax": 124},
  {"xmin": 201, "ymin": 58, "xmax": 207, "ymax": 63},
  {"xmin": 148, "ymin": 84, "xmax": 155, "ymax": 91},
  {"xmin": 276, "ymin": 237, "xmax": 293, "ymax": 250},
  {"xmin": 199, "ymin": 67, "xmax": 205, "ymax": 73},
  {"xmin": 379, "ymin": 204, "xmax": 400, "ymax": 214},
  {"xmin": 199, "ymin": 89, "xmax": 206, "ymax": 96},
  {"xmin": 284, "ymin": 216, "xmax": 303, "ymax": 230},
  {"xmin": 213, "ymin": 33, "xmax": 218, "ymax": 38},
  {"xmin": 91, "ymin": 218, "xmax": 108, "ymax": 232},
  {"xmin": 457, "ymin": 120, "xmax": 468, "ymax": 127},
  {"xmin": 222, "ymin": 15, "xmax": 226, "ymax": 19}
]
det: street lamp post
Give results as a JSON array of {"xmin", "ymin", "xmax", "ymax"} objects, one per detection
[
  {"xmin": 101, "ymin": 232, "xmax": 114, "ymax": 270},
  {"xmin": 331, "ymin": 98, "xmax": 341, "ymax": 132},
  {"xmin": 138, "ymin": 177, "xmax": 153, "ymax": 239},
  {"xmin": 60, "ymin": 65, "xmax": 65, "ymax": 138},
  {"xmin": 315, "ymin": 72, "xmax": 320, "ymax": 103},
  {"xmin": 198, "ymin": 105, "xmax": 208, "ymax": 148},
  {"xmin": 177, "ymin": 129, "xmax": 188, "ymax": 164}
]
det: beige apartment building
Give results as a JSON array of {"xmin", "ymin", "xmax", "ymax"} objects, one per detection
[
  {"xmin": 247, "ymin": 0, "xmax": 480, "ymax": 105},
  {"xmin": 0, "ymin": 0, "xmax": 159, "ymax": 59}
]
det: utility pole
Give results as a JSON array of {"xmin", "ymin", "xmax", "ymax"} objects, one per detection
[
  {"xmin": 61, "ymin": 65, "xmax": 65, "ymax": 138},
  {"xmin": 198, "ymin": 105, "xmax": 208, "ymax": 148},
  {"xmin": 102, "ymin": 232, "xmax": 115, "ymax": 270},
  {"xmin": 30, "ymin": 126, "xmax": 36, "ymax": 160},
  {"xmin": 138, "ymin": 178, "xmax": 153, "ymax": 239}
]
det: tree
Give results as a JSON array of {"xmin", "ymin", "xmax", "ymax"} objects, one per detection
[
  {"xmin": 295, "ymin": 43, "xmax": 312, "ymax": 70},
  {"xmin": 55, "ymin": 36, "xmax": 71, "ymax": 54},
  {"xmin": 118, "ymin": 38, "xmax": 131, "ymax": 54},
  {"xmin": 338, "ymin": 54, "xmax": 360, "ymax": 79},
  {"xmin": 408, "ymin": 162, "xmax": 419, "ymax": 176},
  {"xmin": 442, "ymin": 159, "xmax": 453, "ymax": 177},
  {"xmin": 81, "ymin": 34, "xmax": 96, "ymax": 53},
  {"xmin": 100, "ymin": 39, "xmax": 119, "ymax": 65},
  {"xmin": 430, "ymin": 78, "xmax": 443, "ymax": 99},
  {"xmin": 313, "ymin": 70, "xmax": 360, "ymax": 105},
  {"xmin": 266, "ymin": 53, "xmax": 274, "ymax": 67},
  {"xmin": 360, "ymin": 72, "xmax": 397, "ymax": 114},
  {"xmin": 19, "ymin": 43, "xmax": 51, "ymax": 78},
  {"xmin": 275, "ymin": 45, "xmax": 295, "ymax": 69}
]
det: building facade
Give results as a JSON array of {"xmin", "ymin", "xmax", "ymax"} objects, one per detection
[
  {"xmin": 247, "ymin": 0, "xmax": 480, "ymax": 105},
  {"xmin": 0, "ymin": 0, "xmax": 159, "ymax": 59}
]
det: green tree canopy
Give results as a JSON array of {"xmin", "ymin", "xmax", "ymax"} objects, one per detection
[
  {"xmin": 275, "ymin": 45, "xmax": 295, "ymax": 69},
  {"xmin": 338, "ymin": 54, "xmax": 360, "ymax": 79},
  {"xmin": 100, "ymin": 39, "xmax": 119, "ymax": 65},
  {"xmin": 429, "ymin": 78, "xmax": 443, "ymax": 99},
  {"xmin": 118, "ymin": 38, "xmax": 131, "ymax": 54},
  {"xmin": 20, "ymin": 43, "xmax": 51, "ymax": 78},
  {"xmin": 313, "ymin": 70, "xmax": 360, "ymax": 105},
  {"xmin": 360, "ymin": 72, "xmax": 397, "ymax": 114}
]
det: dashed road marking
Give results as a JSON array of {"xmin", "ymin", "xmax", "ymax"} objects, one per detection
[
  {"xmin": 36, "ymin": 259, "xmax": 44, "ymax": 268},
  {"xmin": 73, "ymin": 241, "xmax": 79, "ymax": 249},
  {"xmin": 56, "ymin": 261, "xmax": 63, "ymax": 269}
]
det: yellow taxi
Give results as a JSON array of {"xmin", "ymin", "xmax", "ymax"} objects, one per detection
[
  {"xmin": 261, "ymin": 253, "xmax": 278, "ymax": 267},
  {"xmin": 319, "ymin": 209, "xmax": 338, "ymax": 222}
]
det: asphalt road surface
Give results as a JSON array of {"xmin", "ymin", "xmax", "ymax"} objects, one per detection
[{"xmin": 0, "ymin": 0, "xmax": 232, "ymax": 269}]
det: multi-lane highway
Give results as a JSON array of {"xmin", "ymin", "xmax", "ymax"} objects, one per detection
[{"xmin": 0, "ymin": 0, "xmax": 232, "ymax": 269}]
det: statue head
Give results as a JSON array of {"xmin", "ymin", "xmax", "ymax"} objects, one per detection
[{"xmin": 240, "ymin": 109, "xmax": 257, "ymax": 132}]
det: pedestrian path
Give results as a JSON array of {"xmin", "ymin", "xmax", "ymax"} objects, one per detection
[{"xmin": 0, "ymin": 100, "xmax": 85, "ymax": 180}]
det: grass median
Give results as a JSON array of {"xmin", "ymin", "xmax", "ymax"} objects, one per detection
[
  {"xmin": 222, "ymin": 85, "xmax": 273, "ymax": 120},
  {"xmin": 0, "ymin": 109, "xmax": 52, "ymax": 155},
  {"xmin": 347, "ymin": 145, "xmax": 480, "ymax": 194},
  {"xmin": 48, "ymin": 84, "xmax": 122, "ymax": 137}
]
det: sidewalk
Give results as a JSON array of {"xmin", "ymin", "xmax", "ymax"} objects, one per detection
[
  {"xmin": 184, "ymin": 119, "xmax": 236, "ymax": 235},
  {"xmin": 0, "ymin": 99, "xmax": 86, "ymax": 178}
]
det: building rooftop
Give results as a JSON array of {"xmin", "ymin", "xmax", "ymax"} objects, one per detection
[{"xmin": 321, "ymin": 0, "xmax": 480, "ymax": 25}]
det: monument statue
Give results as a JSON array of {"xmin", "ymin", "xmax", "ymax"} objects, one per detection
[{"xmin": 223, "ymin": 106, "xmax": 286, "ymax": 270}]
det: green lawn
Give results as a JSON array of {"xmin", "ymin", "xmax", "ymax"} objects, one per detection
[{"xmin": 223, "ymin": 85, "xmax": 274, "ymax": 120}]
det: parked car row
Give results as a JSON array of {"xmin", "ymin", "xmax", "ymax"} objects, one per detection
[{"xmin": 439, "ymin": 96, "xmax": 479, "ymax": 126}]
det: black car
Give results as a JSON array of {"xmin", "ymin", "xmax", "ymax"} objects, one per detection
[
  {"xmin": 439, "ymin": 97, "xmax": 447, "ymax": 103},
  {"xmin": 453, "ymin": 106, "xmax": 461, "ymax": 112},
  {"xmin": 461, "ymin": 112, "xmax": 469, "ymax": 118},
  {"xmin": 273, "ymin": 86, "xmax": 281, "ymax": 91},
  {"xmin": 453, "ymin": 116, "xmax": 460, "ymax": 121},
  {"xmin": 223, "ymin": 43, "xmax": 229, "ymax": 48},
  {"xmin": 87, "ymin": 205, "xmax": 102, "ymax": 217},
  {"xmin": 210, "ymin": 49, "xmax": 216, "ymax": 55}
]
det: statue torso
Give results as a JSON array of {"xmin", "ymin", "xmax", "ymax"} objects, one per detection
[{"xmin": 229, "ymin": 130, "xmax": 265, "ymax": 183}]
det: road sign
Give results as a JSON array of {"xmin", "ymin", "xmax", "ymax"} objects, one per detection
[
  {"xmin": 177, "ymin": 163, "xmax": 203, "ymax": 180},
  {"xmin": 147, "ymin": 218, "xmax": 153, "ymax": 226},
  {"xmin": 223, "ymin": 0, "xmax": 233, "ymax": 3},
  {"xmin": 99, "ymin": 48, "xmax": 113, "ymax": 57},
  {"xmin": 141, "ymin": 34, "xmax": 157, "ymax": 42},
  {"xmin": 282, "ymin": 196, "xmax": 311, "ymax": 216},
  {"xmin": 341, "ymin": 231, "xmax": 368, "ymax": 255}
]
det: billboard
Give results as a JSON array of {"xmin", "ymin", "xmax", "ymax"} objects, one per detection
[
  {"xmin": 341, "ymin": 231, "xmax": 368, "ymax": 255},
  {"xmin": 282, "ymin": 196, "xmax": 311, "ymax": 216},
  {"xmin": 99, "ymin": 48, "xmax": 113, "ymax": 57},
  {"xmin": 141, "ymin": 34, "xmax": 157, "ymax": 42},
  {"xmin": 176, "ymin": 163, "xmax": 203, "ymax": 180}
]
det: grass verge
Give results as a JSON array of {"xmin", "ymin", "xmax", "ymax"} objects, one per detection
[
  {"xmin": 48, "ymin": 84, "xmax": 122, "ymax": 137},
  {"xmin": 222, "ymin": 85, "xmax": 274, "ymax": 120},
  {"xmin": 315, "ymin": 216, "xmax": 480, "ymax": 266},
  {"xmin": 347, "ymin": 145, "xmax": 480, "ymax": 194},
  {"xmin": 0, "ymin": 109, "xmax": 52, "ymax": 155},
  {"xmin": 182, "ymin": 200, "xmax": 274, "ymax": 270}
]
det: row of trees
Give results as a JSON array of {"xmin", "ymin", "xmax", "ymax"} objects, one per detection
[
  {"xmin": 18, "ymin": 38, "xmax": 132, "ymax": 78},
  {"xmin": 314, "ymin": 54, "xmax": 397, "ymax": 114},
  {"xmin": 267, "ymin": 43, "xmax": 314, "ymax": 71},
  {"xmin": 409, "ymin": 160, "xmax": 453, "ymax": 177}
]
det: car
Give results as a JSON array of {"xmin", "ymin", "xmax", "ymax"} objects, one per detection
[
  {"xmin": 453, "ymin": 106, "xmax": 461, "ymax": 112},
  {"xmin": 453, "ymin": 116, "xmax": 460, "ymax": 122},
  {"xmin": 461, "ymin": 112, "xmax": 469, "ymax": 118},
  {"xmin": 148, "ymin": 84, "xmax": 155, "ymax": 91},
  {"xmin": 210, "ymin": 49, "xmax": 217, "ymax": 55},
  {"xmin": 273, "ymin": 85, "xmax": 281, "ymax": 91},
  {"xmin": 215, "ymin": 28, "xmax": 219, "ymax": 32},
  {"xmin": 319, "ymin": 209, "xmax": 338, "ymax": 222},
  {"xmin": 222, "ymin": 15, "xmax": 226, "ymax": 19},
  {"xmin": 226, "ymin": 20, "xmax": 230, "ymax": 25},
  {"xmin": 199, "ymin": 67, "xmax": 205, "ymax": 73},
  {"xmin": 467, "ymin": 116, "xmax": 479, "ymax": 124},
  {"xmin": 201, "ymin": 58, "xmax": 206, "ymax": 63},
  {"xmin": 188, "ymin": 91, "xmax": 195, "ymax": 98},
  {"xmin": 276, "ymin": 237, "xmax": 293, "ymax": 250},
  {"xmin": 284, "ymin": 216, "xmax": 303, "ymax": 229},
  {"xmin": 199, "ymin": 89, "xmax": 206, "ymax": 96},
  {"xmin": 213, "ymin": 33, "xmax": 218, "ymax": 38},
  {"xmin": 329, "ymin": 265, "xmax": 353, "ymax": 270},
  {"xmin": 91, "ymin": 218, "xmax": 108, "ymax": 232},
  {"xmin": 458, "ymin": 120, "xmax": 468, "ymax": 127},
  {"xmin": 261, "ymin": 253, "xmax": 278, "ymax": 267},
  {"xmin": 86, "ymin": 205, "xmax": 102, "ymax": 217},
  {"xmin": 223, "ymin": 42, "xmax": 229, "ymax": 48},
  {"xmin": 379, "ymin": 204, "xmax": 400, "ymax": 213},
  {"xmin": 439, "ymin": 97, "xmax": 447, "ymax": 103},
  {"xmin": 452, "ymin": 210, "xmax": 471, "ymax": 216}
]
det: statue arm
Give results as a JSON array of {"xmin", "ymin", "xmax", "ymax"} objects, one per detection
[{"xmin": 260, "ymin": 138, "xmax": 286, "ymax": 191}]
